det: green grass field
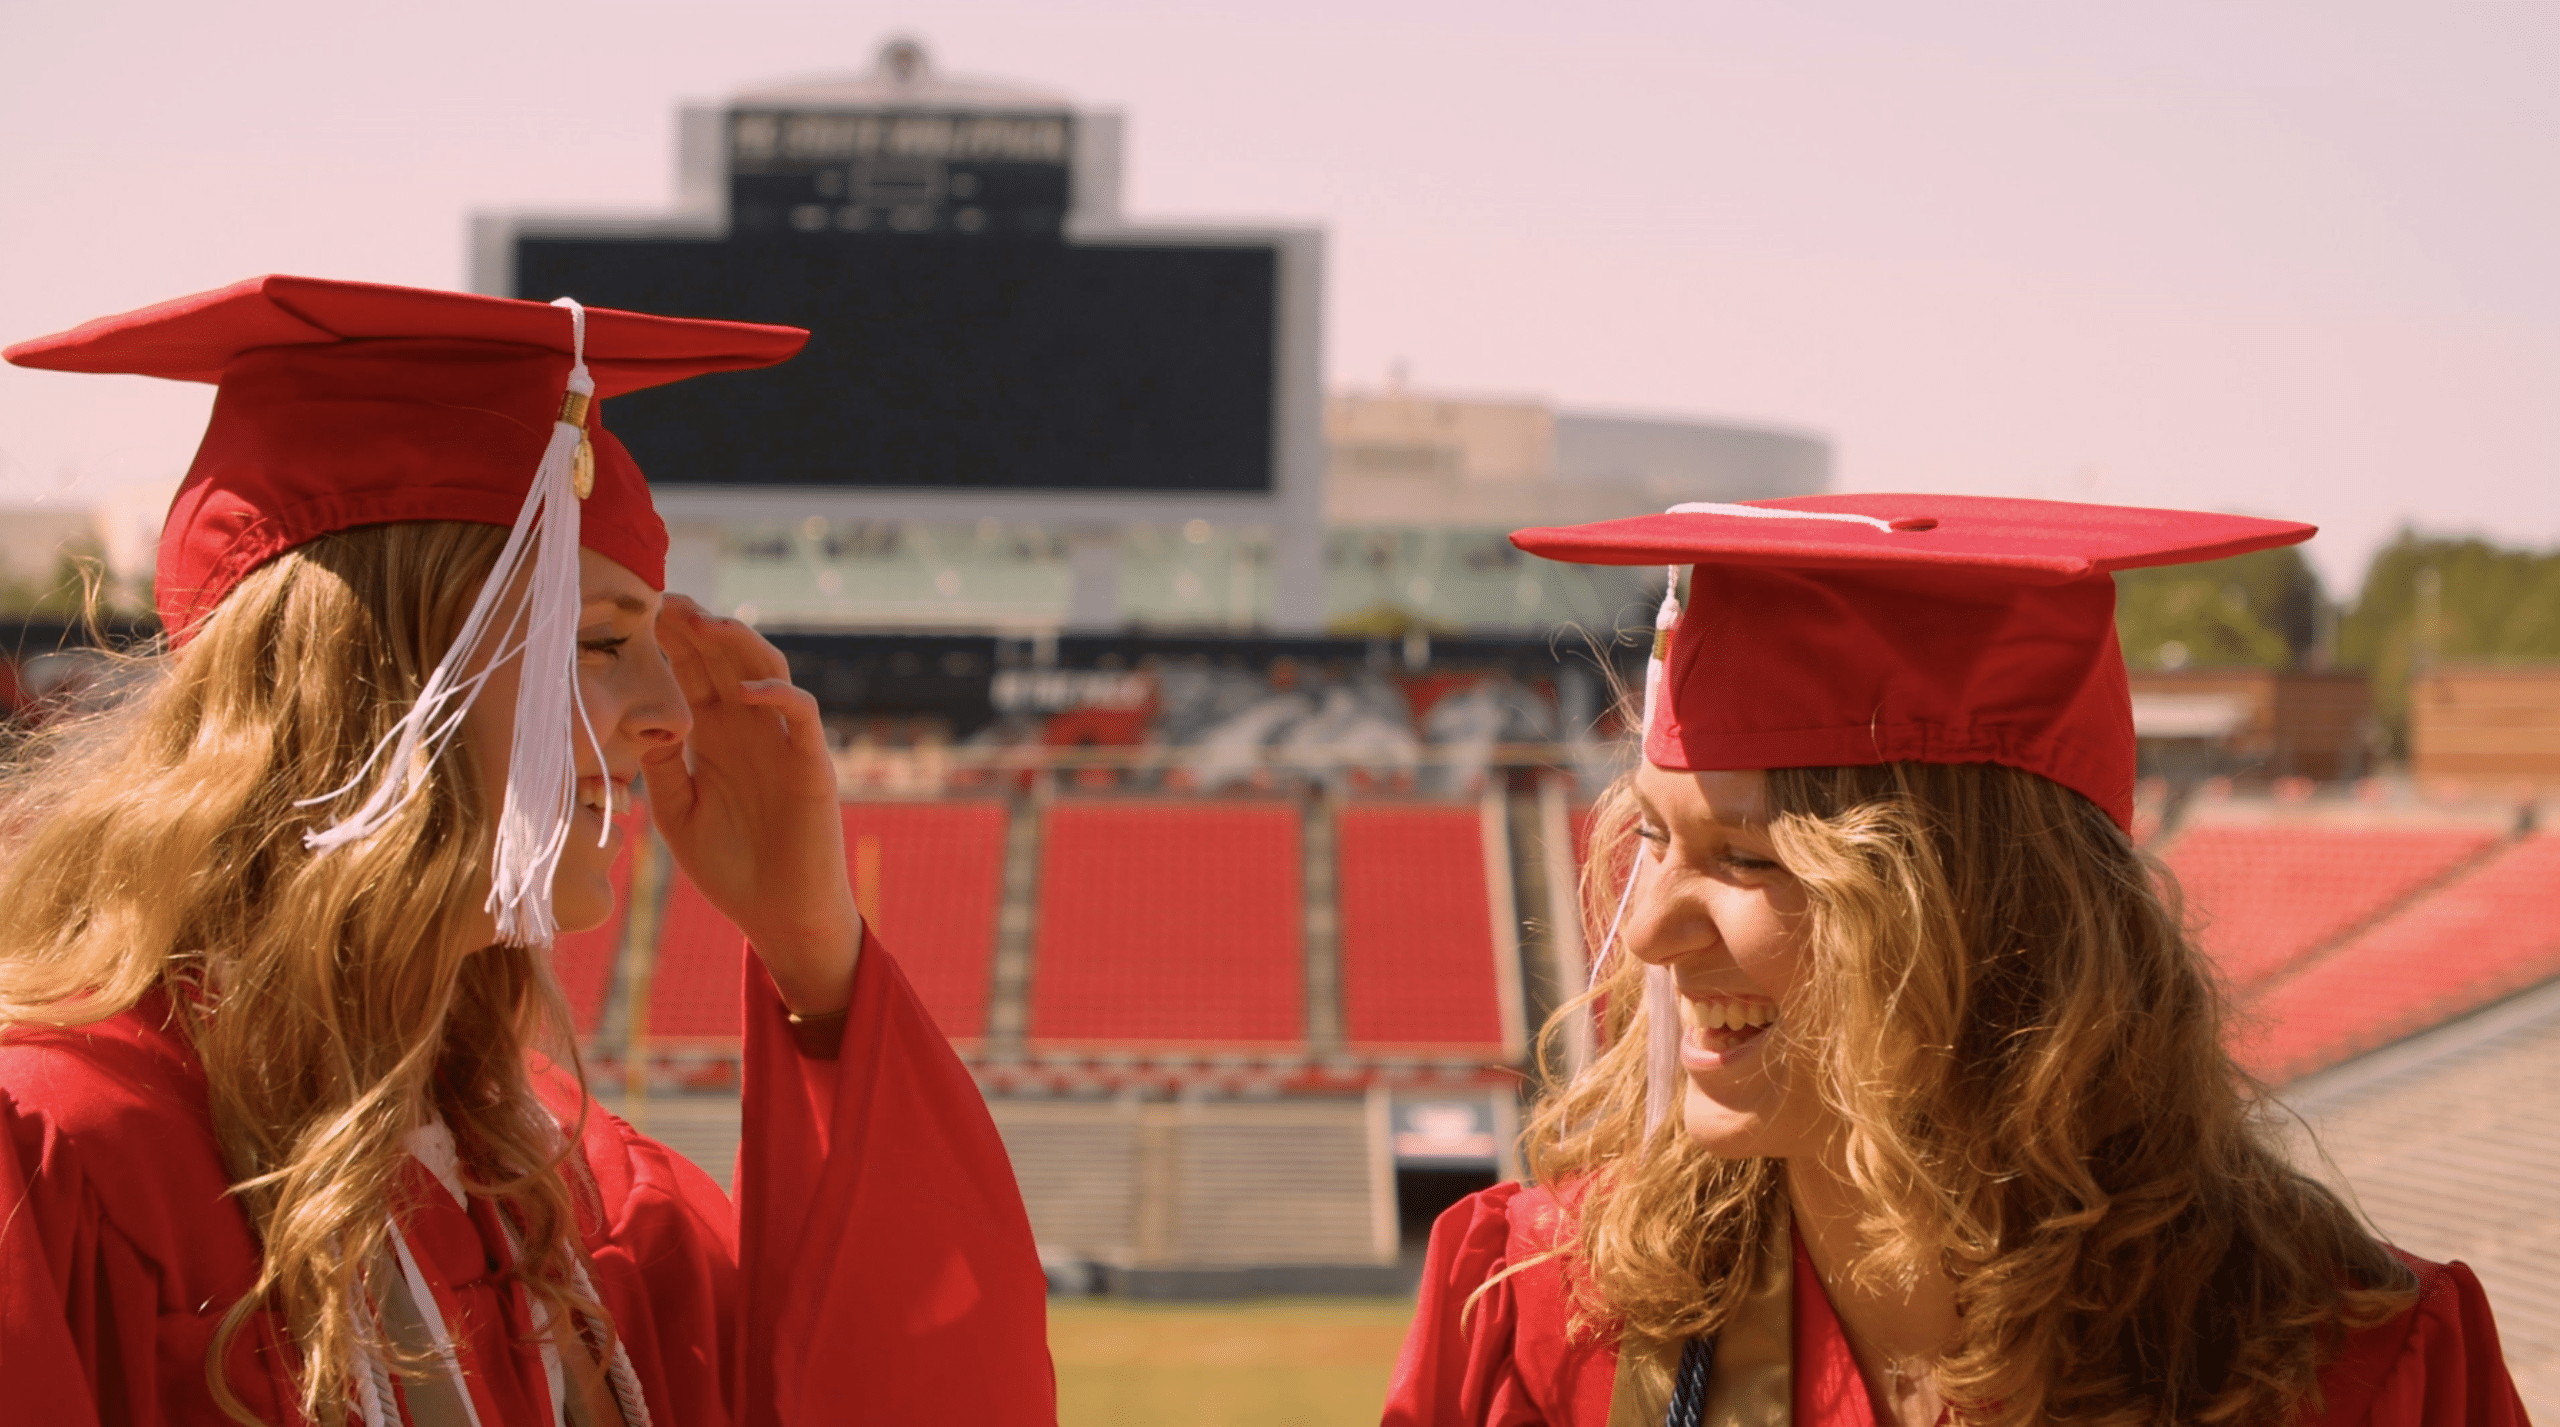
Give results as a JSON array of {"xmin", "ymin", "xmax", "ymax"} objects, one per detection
[{"xmin": 1051, "ymin": 1298, "xmax": 1417, "ymax": 1427}]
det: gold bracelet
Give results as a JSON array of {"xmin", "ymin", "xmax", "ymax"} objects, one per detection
[{"xmin": 785, "ymin": 1005, "xmax": 850, "ymax": 1060}]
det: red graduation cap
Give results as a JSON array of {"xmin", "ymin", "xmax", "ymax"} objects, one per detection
[
  {"xmin": 4, "ymin": 273, "xmax": 808, "ymax": 633},
  {"xmin": 1512, "ymin": 494, "xmax": 2317, "ymax": 831},
  {"xmin": 6, "ymin": 275, "xmax": 809, "ymax": 946}
]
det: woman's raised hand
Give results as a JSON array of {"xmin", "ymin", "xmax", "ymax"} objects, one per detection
[{"xmin": 642, "ymin": 594, "xmax": 859, "ymax": 1015}]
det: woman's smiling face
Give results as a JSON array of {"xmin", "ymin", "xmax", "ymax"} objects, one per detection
[
  {"xmin": 1626, "ymin": 764, "xmax": 1833, "ymax": 1160},
  {"xmin": 459, "ymin": 548, "xmax": 691, "ymax": 943}
]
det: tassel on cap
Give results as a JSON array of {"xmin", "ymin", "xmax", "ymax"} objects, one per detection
[
  {"xmin": 297, "ymin": 298, "xmax": 608, "ymax": 947},
  {"xmin": 1588, "ymin": 504, "xmax": 1907, "ymax": 1134}
]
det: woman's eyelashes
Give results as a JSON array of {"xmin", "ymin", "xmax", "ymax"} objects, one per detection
[
  {"xmin": 577, "ymin": 633, "xmax": 632, "ymax": 664},
  {"xmin": 1639, "ymin": 821, "xmax": 1781, "ymax": 876}
]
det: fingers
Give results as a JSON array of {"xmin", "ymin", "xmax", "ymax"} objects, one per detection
[
  {"xmin": 735, "ymin": 677, "xmax": 830, "ymax": 758},
  {"xmin": 671, "ymin": 600, "xmax": 788, "ymax": 679},
  {"xmin": 655, "ymin": 600, "xmax": 721, "ymax": 708},
  {"xmin": 638, "ymin": 742, "xmax": 696, "ymax": 826}
]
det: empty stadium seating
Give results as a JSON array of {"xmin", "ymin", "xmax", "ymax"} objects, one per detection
[
  {"xmin": 1027, "ymin": 801, "xmax": 1306, "ymax": 1047},
  {"xmin": 646, "ymin": 868, "xmax": 746, "ymax": 1045},
  {"xmin": 1159, "ymin": 1102, "xmax": 1382, "ymax": 1265},
  {"xmin": 1335, "ymin": 803, "xmax": 1510, "ymax": 1051},
  {"xmin": 2162, "ymin": 824, "xmax": 2501, "ymax": 989},
  {"xmin": 841, "ymin": 801, "xmax": 1010, "ymax": 1042},
  {"xmin": 2241, "ymin": 833, "xmax": 2560, "ymax": 1082},
  {"xmin": 641, "ymin": 801, "xmax": 1013, "ymax": 1045},
  {"xmin": 989, "ymin": 1098, "xmax": 1384, "ymax": 1268}
]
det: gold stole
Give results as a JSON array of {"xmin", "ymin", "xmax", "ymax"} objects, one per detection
[{"xmin": 1607, "ymin": 1203, "xmax": 1793, "ymax": 1427}]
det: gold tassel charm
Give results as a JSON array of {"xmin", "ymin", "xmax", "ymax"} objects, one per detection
[{"xmin": 558, "ymin": 389, "xmax": 596, "ymax": 499}]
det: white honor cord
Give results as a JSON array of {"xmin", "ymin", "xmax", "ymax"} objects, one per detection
[
  {"xmin": 502, "ymin": 1212, "xmax": 655, "ymax": 1427},
  {"xmin": 351, "ymin": 1220, "xmax": 652, "ymax": 1427}
]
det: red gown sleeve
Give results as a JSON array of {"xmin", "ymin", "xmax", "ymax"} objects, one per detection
[
  {"xmin": 2305, "ymin": 1256, "xmax": 2531, "ymax": 1426},
  {"xmin": 1382, "ymin": 1183, "xmax": 1618, "ymax": 1427},
  {"xmin": 731, "ymin": 929, "xmax": 1054, "ymax": 1427}
]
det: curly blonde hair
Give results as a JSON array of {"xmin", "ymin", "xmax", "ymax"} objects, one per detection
[
  {"xmin": 0, "ymin": 522, "xmax": 610, "ymax": 1425},
  {"xmin": 1522, "ymin": 760, "xmax": 2415, "ymax": 1427}
]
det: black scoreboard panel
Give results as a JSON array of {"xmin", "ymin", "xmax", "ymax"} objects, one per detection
[{"xmin": 515, "ymin": 237, "xmax": 1278, "ymax": 493}]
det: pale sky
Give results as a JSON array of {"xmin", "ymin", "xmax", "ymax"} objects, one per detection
[{"xmin": 3, "ymin": 0, "xmax": 2554, "ymax": 597}]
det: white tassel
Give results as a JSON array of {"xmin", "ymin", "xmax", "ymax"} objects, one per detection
[
  {"xmin": 299, "ymin": 298, "xmax": 606, "ymax": 948},
  {"xmin": 1643, "ymin": 961, "xmax": 1684, "ymax": 1136},
  {"xmin": 1610, "ymin": 508, "xmax": 1903, "ymax": 1139},
  {"xmin": 1640, "ymin": 563, "xmax": 1680, "ymax": 738}
]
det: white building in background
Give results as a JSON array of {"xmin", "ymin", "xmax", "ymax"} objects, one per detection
[
  {"xmin": 1325, "ymin": 389, "xmax": 1829, "ymax": 527},
  {"xmin": 1319, "ymin": 390, "xmax": 1829, "ymax": 636}
]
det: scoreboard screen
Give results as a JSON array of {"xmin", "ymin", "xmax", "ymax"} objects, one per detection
[
  {"xmin": 726, "ymin": 108, "xmax": 1072, "ymax": 239},
  {"xmin": 515, "ymin": 236, "xmax": 1278, "ymax": 494}
]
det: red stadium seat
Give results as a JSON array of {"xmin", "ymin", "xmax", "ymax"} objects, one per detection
[
  {"xmin": 647, "ymin": 868, "xmax": 745, "ymax": 1045},
  {"xmin": 2163, "ymin": 825, "xmax": 2500, "ymax": 990},
  {"xmin": 1335, "ymin": 803, "xmax": 1508, "ymax": 1051},
  {"xmin": 2239, "ymin": 832, "xmax": 2560, "ymax": 1082},
  {"xmin": 1027, "ymin": 801, "xmax": 1305, "ymax": 1048},
  {"xmin": 841, "ymin": 801, "xmax": 1010, "ymax": 1043},
  {"xmin": 643, "ymin": 802, "xmax": 1012, "ymax": 1046}
]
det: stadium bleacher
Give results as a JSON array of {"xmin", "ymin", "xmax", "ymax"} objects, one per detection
[
  {"xmin": 598, "ymin": 777, "xmax": 2555, "ymax": 1098},
  {"xmin": 1027, "ymin": 801, "xmax": 1307, "ymax": 1048},
  {"xmin": 1334, "ymin": 803, "xmax": 1512, "ymax": 1053},
  {"xmin": 639, "ymin": 802, "xmax": 1014, "ymax": 1048},
  {"xmin": 2163, "ymin": 824, "xmax": 2503, "ymax": 990},
  {"xmin": 646, "ymin": 866, "xmax": 746, "ymax": 1047},
  {"xmin": 2238, "ymin": 832, "xmax": 2560, "ymax": 1082},
  {"xmin": 841, "ymin": 800, "xmax": 1011, "ymax": 1043}
]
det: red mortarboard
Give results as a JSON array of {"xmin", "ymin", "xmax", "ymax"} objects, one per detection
[
  {"xmin": 7, "ymin": 275, "xmax": 808, "ymax": 946},
  {"xmin": 1512, "ymin": 494, "xmax": 2317, "ymax": 831},
  {"xmin": 3, "ymin": 274, "xmax": 808, "ymax": 633}
]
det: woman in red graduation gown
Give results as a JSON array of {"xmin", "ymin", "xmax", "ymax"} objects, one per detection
[
  {"xmin": 1384, "ymin": 497, "xmax": 2530, "ymax": 1427},
  {"xmin": 0, "ymin": 277, "xmax": 1053, "ymax": 1426}
]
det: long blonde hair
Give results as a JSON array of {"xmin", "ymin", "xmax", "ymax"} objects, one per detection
[
  {"xmin": 1525, "ymin": 761, "xmax": 2416, "ymax": 1427},
  {"xmin": 0, "ymin": 521, "xmax": 607, "ymax": 1425}
]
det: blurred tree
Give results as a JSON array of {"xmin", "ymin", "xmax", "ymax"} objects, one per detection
[
  {"xmin": 2338, "ymin": 532, "xmax": 2560, "ymax": 753},
  {"xmin": 2114, "ymin": 545, "xmax": 2321, "ymax": 672},
  {"xmin": 0, "ymin": 537, "xmax": 116, "ymax": 619}
]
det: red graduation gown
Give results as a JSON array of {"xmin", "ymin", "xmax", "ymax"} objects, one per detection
[
  {"xmin": 1382, "ymin": 1183, "xmax": 2530, "ymax": 1427},
  {"xmin": 0, "ymin": 932, "xmax": 1055, "ymax": 1426}
]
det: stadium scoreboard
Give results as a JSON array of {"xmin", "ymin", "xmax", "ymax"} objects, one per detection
[
  {"xmin": 506, "ymin": 83, "xmax": 1286, "ymax": 496},
  {"xmin": 513, "ymin": 235, "xmax": 1276, "ymax": 493},
  {"xmin": 725, "ymin": 108, "xmax": 1073, "ymax": 240}
]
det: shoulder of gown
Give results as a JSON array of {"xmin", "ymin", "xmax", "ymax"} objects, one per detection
[
  {"xmin": 1, "ymin": 996, "xmax": 291, "ymax": 1426},
  {"xmin": 2304, "ymin": 1251, "xmax": 2531, "ymax": 1426},
  {"xmin": 1381, "ymin": 1181, "xmax": 1620, "ymax": 1427}
]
